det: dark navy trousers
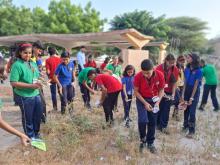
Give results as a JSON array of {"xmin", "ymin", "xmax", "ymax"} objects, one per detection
[
  {"xmin": 157, "ymin": 92, "xmax": 172, "ymax": 129},
  {"xmin": 183, "ymin": 85, "xmax": 200, "ymax": 133},
  {"xmin": 201, "ymin": 84, "xmax": 219, "ymax": 109},
  {"xmin": 136, "ymin": 98, "xmax": 157, "ymax": 145},
  {"xmin": 14, "ymin": 94, "xmax": 43, "ymax": 138}
]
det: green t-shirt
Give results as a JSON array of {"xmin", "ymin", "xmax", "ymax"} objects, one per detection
[
  {"xmin": 202, "ymin": 64, "xmax": 219, "ymax": 85},
  {"xmin": 10, "ymin": 59, "xmax": 40, "ymax": 97},
  {"xmin": 106, "ymin": 64, "xmax": 122, "ymax": 77},
  {"xmin": 78, "ymin": 67, "xmax": 95, "ymax": 84}
]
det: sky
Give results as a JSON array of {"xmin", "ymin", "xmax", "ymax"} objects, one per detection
[{"xmin": 13, "ymin": 0, "xmax": 220, "ymax": 39}]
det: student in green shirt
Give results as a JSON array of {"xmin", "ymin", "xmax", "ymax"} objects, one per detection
[
  {"xmin": 199, "ymin": 59, "xmax": 219, "ymax": 111},
  {"xmin": 78, "ymin": 67, "xmax": 96, "ymax": 110},
  {"xmin": 10, "ymin": 43, "xmax": 43, "ymax": 139},
  {"xmin": 106, "ymin": 56, "xmax": 122, "ymax": 77}
]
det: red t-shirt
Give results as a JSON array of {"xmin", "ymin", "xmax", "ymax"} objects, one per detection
[
  {"xmin": 95, "ymin": 74, "xmax": 122, "ymax": 93},
  {"xmin": 84, "ymin": 61, "xmax": 97, "ymax": 68},
  {"xmin": 156, "ymin": 64, "xmax": 179, "ymax": 93},
  {"xmin": 100, "ymin": 63, "xmax": 107, "ymax": 70},
  {"xmin": 45, "ymin": 56, "xmax": 62, "ymax": 81},
  {"xmin": 133, "ymin": 70, "xmax": 165, "ymax": 98}
]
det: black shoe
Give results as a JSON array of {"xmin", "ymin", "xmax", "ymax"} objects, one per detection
[
  {"xmin": 182, "ymin": 127, "xmax": 189, "ymax": 133},
  {"xmin": 161, "ymin": 128, "xmax": 170, "ymax": 135},
  {"xmin": 61, "ymin": 106, "xmax": 66, "ymax": 115},
  {"xmin": 147, "ymin": 144, "xmax": 157, "ymax": 154},
  {"xmin": 199, "ymin": 105, "xmax": 205, "ymax": 111},
  {"xmin": 186, "ymin": 132, "xmax": 194, "ymax": 139},
  {"xmin": 213, "ymin": 108, "xmax": 219, "ymax": 112},
  {"xmin": 128, "ymin": 118, "xmax": 132, "ymax": 122},
  {"xmin": 125, "ymin": 119, "xmax": 130, "ymax": 128},
  {"xmin": 86, "ymin": 103, "xmax": 92, "ymax": 111},
  {"xmin": 139, "ymin": 142, "xmax": 146, "ymax": 153}
]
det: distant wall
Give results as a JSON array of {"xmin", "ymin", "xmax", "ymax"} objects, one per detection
[{"xmin": 121, "ymin": 49, "xmax": 149, "ymax": 72}]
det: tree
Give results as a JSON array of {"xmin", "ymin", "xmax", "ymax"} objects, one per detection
[
  {"xmin": 166, "ymin": 17, "xmax": 208, "ymax": 53},
  {"xmin": 32, "ymin": 7, "xmax": 49, "ymax": 33},
  {"xmin": 110, "ymin": 10, "xmax": 170, "ymax": 41},
  {"xmin": 47, "ymin": 0, "xmax": 106, "ymax": 33},
  {"xmin": 0, "ymin": 6, "xmax": 33, "ymax": 36}
]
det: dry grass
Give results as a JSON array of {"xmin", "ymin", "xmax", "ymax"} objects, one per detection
[{"xmin": 0, "ymin": 86, "xmax": 220, "ymax": 165}]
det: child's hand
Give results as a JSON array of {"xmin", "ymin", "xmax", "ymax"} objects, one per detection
[
  {"xmin": 20, "ymin": 134, "xmax": 31, "ymax": 146},
  {"xmin": 32, "ymin": 83, "xmax": 42, "ymax": 89},
  {"xmin": 144, "ymin": 102, "xmax": 152, "ymax": 111},
  {"xmin": 58, "ymin": 85, "xmax": 62, "ymax": 95}
]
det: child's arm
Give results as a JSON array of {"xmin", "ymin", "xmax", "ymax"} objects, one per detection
[
  {"xmin": 188, "ymin": 80, "xmax": 199, "ymax": 105},
  {"xmin": 134, "ymin": 87, "xmax": 152, "ymax": 111},
  {"xmin": 99, "ymin": 85, "xmax": 107, "ymax": 104},
  {"xmin": 0, "ymin": 115, "xmax": 30, "ymax": 146},
  {"xmin": 83, "ymin": 81, "xmax": 96, "ymax": 94},
  {"xmin": 53, "ymin": 74, "xmax": 62, "ymax": 95},
  {"xmin": 122, "ymin": 84, "xmax": 128, "ymax": 100}
]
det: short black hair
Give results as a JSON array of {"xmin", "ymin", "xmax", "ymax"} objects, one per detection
[
  {"xmin": 87, "ymin": 69, "xmax": 97, "ymax": 77},
  {"xmin": 61, "ymin": 51, "xmax": 70, "ymax": 58},
  {"xmin": 33, "ymin": 41, "xmax": 44, "ymax": 50},
  {"xmin": 80, "ymin": 46, "xmax": 86, "ymax": 49},
  {"xmin": 104, "ymin": 57, "xmax": 110, "ymax": 63},
  {"xmin": 141, "ymin": 59, "xmax": 154, "ymax": 71},
  {"xmin": 200, "ymin": 59, "xmax": 205, "ymax": 65},
  {"xmin": 48, "ymin": 47, "xmax": 56, "ymax": 56}
]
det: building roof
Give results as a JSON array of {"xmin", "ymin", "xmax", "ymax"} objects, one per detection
[{"xmin": 0, "ymin": 28, "xmax": 155, "ymax": 49}]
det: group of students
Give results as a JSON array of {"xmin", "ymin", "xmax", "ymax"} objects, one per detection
[{"xmin": 0, "ymin": 42, "xmax": 219, "ymax": 155}]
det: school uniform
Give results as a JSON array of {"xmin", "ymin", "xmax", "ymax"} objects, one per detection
[
  {"xmin": 156, "ymin": 64, "xmax": 179, "ymax": 130},
  {"xmin": 134, "ymin": 70, "xmax": 165, "ymax": 144},
  {"xmin": 183, "ymin": 67, "xmax": 202, "ymax": 133},
  {"xmin": 174, "ymin": 68, "xmax": 185, "ymax": 109},
  {"xmin": 45, "ymin": 55, "xmax": 62, "ymax": 110},
  {"xmin": 10, "ymin": 59, "xmax": 43, "ymax": 138},
  {"xmin": 55, "ymin": 62, "xmax": 75, "ymax": 114},
  {"xmin": 121, "ymin": 76, "xmax": 134, "ymax": 120},
  {"xmin": 200, "ymin": 64, "xmax": 219, "ymax": 110},
  {"xmin": 94, "ymin": 74, "xmax": 122, "ymax": 122},
  {"xmin": 78, "ymin": 67, "xmax": 95, "ymax": 108}
]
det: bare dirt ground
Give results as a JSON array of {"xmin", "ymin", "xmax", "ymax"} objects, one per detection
[{"xmin": 0, "ymin": 79, "xmax": 220, "ymax": 165}]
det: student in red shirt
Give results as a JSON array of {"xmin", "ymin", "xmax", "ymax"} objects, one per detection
[
  {"xmin": 84, "ymin": 55, "xmax": 97, "ymax": 68},
  {"xmin": 45, "ymin": 47, "xmax": 61, "ymax": 111},
  {"xmin": 87, "ymin": 71, "xmax": 122, "ymax": 126},
  {"xmin": 156, "ymin": 54, "xmax": 179, "ymax": 134},
  {"xmin": 134, "ymin": 59, "xmax": 165, "ymax": 153},
  {"xmin": 100, "ymin": 57, "xmax": 110, "ymax": 72}
]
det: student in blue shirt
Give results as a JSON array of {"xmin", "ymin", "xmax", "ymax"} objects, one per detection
[
  {"xmin": 121, "ymin": 65, "xmax": 135, "ymax": 128},
  {"xmin": 54, "ymin": 51, "xmax": 75, "ymax": 114},
  {"xmin": 181, "ymin": 53, "xmax": 202, "ymax": 138},
  {"xmin": 76, "ymin": 46, "xmax": 86, "ymax": 73}
]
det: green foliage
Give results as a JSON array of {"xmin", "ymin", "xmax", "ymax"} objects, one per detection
[
  {"xmin": 0, "ymin": 0, "xmax": 106, "ymax": 36},
  {"xmin": 110, "ymin": 10, "xmax": 170, "ymax": 41},
  {"xmin": 166, "ymin": 17, "xmax": 208, "ymax": 53},
  {"xmin": 47, "ymin": 0, "xmax": 106, "ymax": 33}
]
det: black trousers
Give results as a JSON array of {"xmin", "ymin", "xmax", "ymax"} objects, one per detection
[
  {"xmin": 79, "ymin": 83, "xmax": 91, "ymax": 106},
  {"xmin": 103, "ymin": 91, "xmax": 120, "ymax": 122},
  {"xmin": 200, "ymin": 84, "xmax": 219, "ymax": 109}
]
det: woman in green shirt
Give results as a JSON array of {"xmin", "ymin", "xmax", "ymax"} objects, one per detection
[{"xmin": 10, "ymin": 43, "xmax": 43, "ymax": 140}]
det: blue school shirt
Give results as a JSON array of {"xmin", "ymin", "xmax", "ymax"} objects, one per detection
[
  {"xmin": 55, "ymin": 62, "xmax": 74, "ymax": 85},
  {"xmin": 184, "ymin": 67, "xmax": 202, "ymax": 87},
  {"xmin": 121, "ymin": 76, "xmax": 134, "ymax": 95},
  {"xmin": 36, "ymin": 59, "xmax": 42, "ymax": 66}
]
